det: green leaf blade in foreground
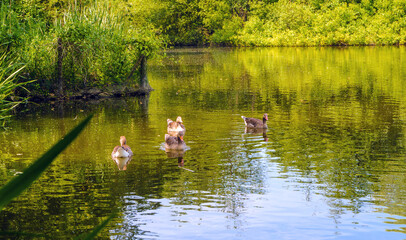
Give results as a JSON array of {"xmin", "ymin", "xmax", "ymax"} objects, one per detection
[
  {"xmin": 0, "ymin": 115, "xmax": 93, "ymax": 211},
  {"xmin": 74, "ymin": 212, "xmax": 117, "ymax": 240}
]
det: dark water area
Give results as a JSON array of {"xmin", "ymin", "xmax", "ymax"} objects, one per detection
[{"xmin": 1, "ymin": 47, "xmax": 406, "ymax": 239}]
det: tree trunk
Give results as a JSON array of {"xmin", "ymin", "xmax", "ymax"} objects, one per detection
[
  {"xmin": 139, "ymin": 54, "xmax": 151, "ymax": 91},
  {"xmin": 126, "ymin": 54, "xmax": 153, "ymax": 93}
]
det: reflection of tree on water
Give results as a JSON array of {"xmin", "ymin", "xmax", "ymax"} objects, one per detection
[
  {"xmin": 137, "ymin": 93, "xmax": 150, "ymax": 117},
  {"xmin": 16, "ymin": 93, "xmax": 152, "ymax": 124},
  {"xmin": 111, "ymin": 197, "xmax": 163, "ymax": 238},
  {"xmin": 216, "ymin": 136, "xmax": 268, "ymax": 229},
  {"xmin": 268, "ymin": 92, "xmax": 406, "ymax": 229},
  {"xmin": 112, "ymin": 48, "xmax": 406, "ymax": 235}
]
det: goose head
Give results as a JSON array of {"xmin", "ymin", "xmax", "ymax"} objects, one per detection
[
  {"xmin": 176, "ymin": 116, "xmax": 183, "ymax": 123},
  {"xmin": 120, "ymin": 136, "xmax": 127, "ymax": 146}
]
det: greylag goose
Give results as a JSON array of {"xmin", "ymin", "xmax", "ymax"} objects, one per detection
[
  {"xmin": 167, "ymin": 116, "xmax": 186, "ymax": 133},
  {"xmin": 112, "ymin": 136, "xmax": 133, "ymax": 158},
  {"xmin": 241, "ymin": 113, "xmax": 268, "ymax": 129},
  {"xmin": 165, "ymin": 133, "xmax": 186, "ymax": 150}
]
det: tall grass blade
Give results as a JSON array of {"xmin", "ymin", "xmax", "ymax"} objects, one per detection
[
  {"xmin": 0, "ymin": 114, "xmax": 93, "ymax": 211},
  {"xmin": 74, "ymin": 212, "xmax": 117, "ymax": 240}
]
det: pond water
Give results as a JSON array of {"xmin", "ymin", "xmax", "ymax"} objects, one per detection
[{"xmin": 1, "ymin": 47, "xmax": 406, "ymax": 239}]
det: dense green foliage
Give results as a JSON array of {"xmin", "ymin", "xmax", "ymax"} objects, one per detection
[
  {"xmin": 148, "ymin": 0, "xmax": 406, "ymax": 46},
  {"xmin": 1, "ymin": 0, "xmax": 164, "ymax": 97},
  {"xmin": 237, "ymin": 0, "xmax": 406, "ymax": 46}
]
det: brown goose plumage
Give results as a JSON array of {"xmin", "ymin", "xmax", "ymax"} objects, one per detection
[
  {"xmin": 167, "ymin": 116, "xmax": 186, "ymax": 133},
  {"xmin": 165, "ymin": 133, "xmax": 186, "ymax": 150},
  {"xmin": 241, "ymin": 113, "xmax": 268, "ymax": 129},
  {"xmin": 111, "ymin": 136, "xmax": 133, "ymax": 158}
]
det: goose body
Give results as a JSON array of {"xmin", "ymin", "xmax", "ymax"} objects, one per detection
[
  {"xmin": 167, "ymin": 116, "xmax": 186, "ymax": 133},
  {"xmin": 241, "ymin": 113, "xmax": 268, "ymax": 129},
  {"xmin": 165, "ymin": 134, "xmax": 186, "ymax": 150},
  {"xmin": 112, "ymin": 136, "xmax": 133, "ymax": 158}
]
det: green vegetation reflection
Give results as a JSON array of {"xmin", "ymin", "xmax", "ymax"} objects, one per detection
[
  {"xmin": 0, "ymin": 47, "xmax": 405, "ymax": 237},
  {"xmin": 149, "ymin": 47, "xmax": 406, "ymax": 231}
]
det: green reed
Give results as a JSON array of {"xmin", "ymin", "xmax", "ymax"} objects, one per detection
[
  {"xmin": 0, "ymin": 115, "xmax": 92, "ymax": 211},
  {"xmin": 0, "ymin": 53, "xmax": 32, "ymax": 126},
  {"xmin": 0, "ymin": 115, "xmax": 116, "ymax": 239}
]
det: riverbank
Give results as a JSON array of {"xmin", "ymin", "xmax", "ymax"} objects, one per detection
[{"xmin": 27, "ymin": 85, "xmax": 153, "ymax": 102}]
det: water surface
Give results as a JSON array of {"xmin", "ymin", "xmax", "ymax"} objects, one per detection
[{"xmin": 1, "ymin": 47, "xmax": 406, "ymax": 239}]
